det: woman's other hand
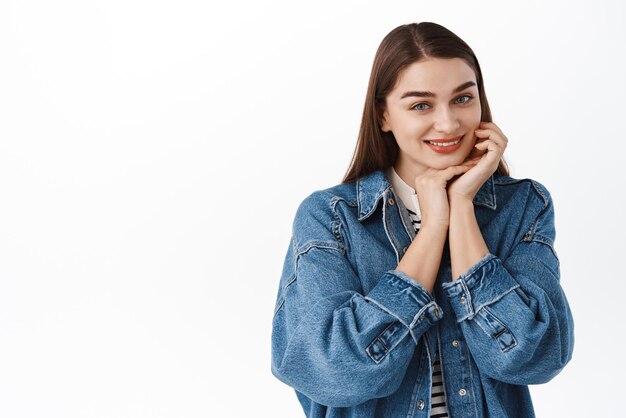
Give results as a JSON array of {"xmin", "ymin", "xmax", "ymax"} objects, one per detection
[
  {"xmin": 413, "ymin": 164, "xmax": 474, "ymax": 229},
  {"xmin": 447, "ymin": 121, "xmax": 509, "ymax": 201}
]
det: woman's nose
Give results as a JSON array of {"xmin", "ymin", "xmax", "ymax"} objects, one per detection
[{"xmin": 433, "ymin": 108, "xmax": 460, "ymax": 133}]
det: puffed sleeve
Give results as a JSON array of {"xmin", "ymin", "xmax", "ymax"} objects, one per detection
[
  {"xmin": 442, "ymin": 181, "xmax": 574, "ymax": 384},
  {"xmin": 271, "ymin": 192, "xmax": 442, "ymax": 407}
]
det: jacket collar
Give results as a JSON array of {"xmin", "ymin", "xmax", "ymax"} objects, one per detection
[{"xmin": 356, "ymin": 168, "xmax": 497, "ymax": 221}]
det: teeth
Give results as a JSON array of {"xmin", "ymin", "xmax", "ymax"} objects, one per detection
[{"xmin": 428, "ymin": 138, "xmax": 461, "ymax": 146}]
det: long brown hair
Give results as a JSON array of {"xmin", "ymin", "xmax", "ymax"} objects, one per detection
[{"xmin": 342, "ymin": 22, "xmax": 509, "ymax": 183}]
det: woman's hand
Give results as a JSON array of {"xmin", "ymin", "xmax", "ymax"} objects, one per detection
[
  {"xmin": 447, "ymin": 121, "xmax": 508, "ymax": 201},
  {"xmin": 413, "ymin": 164, "xmax": 474, "ymax": 229}
]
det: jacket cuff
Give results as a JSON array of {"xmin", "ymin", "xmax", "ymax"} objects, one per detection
[
  {"xmin": 442, "ymin": 252, "xmax": 520, "ymax": 322},
  {"xmin": 364, "ymin": 269, "xmax": 442, "ymax": 342}
]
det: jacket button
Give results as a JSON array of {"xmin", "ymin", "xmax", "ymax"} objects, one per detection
[
  {"xmin": 434, "ymin": 307, "xmax": 440, "ymax": 318},
  {"xmin": 403, "ymin": 246, "xmax": 408, "ymax": 254},
  {"xmin": 417, "ymin": 399, "xmax": 425, "ymax": 410},
  {"xmin": 452, "ymin": 340, "xmax": 460, "ymax": 348},
  {"xmin": 460, "ymin": 295, "xmax": 466, "ymax": 304},
  {"xmin": 459, "ymin": 388, "xmax": 467, "ymax": 396},
  {"xmin": 388, "ymin": 198, "xmax": 395, "ymax": 205}
]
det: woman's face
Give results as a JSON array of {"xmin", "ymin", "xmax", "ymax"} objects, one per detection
[{"xmin": 381, "ymin": 57, "xmax": 482, "ymax": 180}]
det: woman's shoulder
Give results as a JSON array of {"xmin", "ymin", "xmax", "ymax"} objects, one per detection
[
  {"xmin": 492, "ymin": 173, "xmax": 554, "ymax": 210},
  {"xmin": 290, "ymin": 180, "xmax": 359, "ymax": 251}
]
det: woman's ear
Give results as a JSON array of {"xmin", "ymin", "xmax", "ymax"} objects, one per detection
[{"xmin": 380, "ymin": 110, "xmax": 390, "ymax": 133}]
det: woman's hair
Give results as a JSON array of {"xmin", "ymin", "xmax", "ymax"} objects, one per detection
[{"xmin": 342, "ymin": 22, "xmax": 509, "ymax": 183}]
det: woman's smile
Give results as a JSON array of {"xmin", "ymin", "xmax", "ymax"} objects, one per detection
[{"xmin": 424, "ymin": 134, "xmax": 465, "ymax": 154}]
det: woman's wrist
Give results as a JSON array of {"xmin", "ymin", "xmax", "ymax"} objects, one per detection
[{"xmin": 448, "ymin": 194, "xmax": 475, "ymax": 208}]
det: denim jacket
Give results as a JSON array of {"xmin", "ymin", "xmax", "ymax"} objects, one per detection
[{"xmin": 271, "ymin": 169, "xmax": 574, "ymax": 417}]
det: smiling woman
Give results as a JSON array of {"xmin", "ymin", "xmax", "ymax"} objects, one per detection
[
  {"xmin": 381, "ymin": 59, "xmax": 483, "ymax": 172},
  {"xmin": 271, "ymin": 21, "xmax": 574, "ymax": 418}
]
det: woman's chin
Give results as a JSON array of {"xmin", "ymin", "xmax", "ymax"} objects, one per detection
[{"xmin": 429, "ymin": 154, "xmax": 471, "ymax": 169}]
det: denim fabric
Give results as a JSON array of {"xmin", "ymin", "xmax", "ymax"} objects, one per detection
[{"xmin": 271, "ymin": 169, "xmax": 574, "ymax": 417}]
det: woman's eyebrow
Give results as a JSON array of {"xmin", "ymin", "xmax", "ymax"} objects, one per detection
[{"xmin": 400, "ymin": 81, "xmax": 477, "ymax": 99}]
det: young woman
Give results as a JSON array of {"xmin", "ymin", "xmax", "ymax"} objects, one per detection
[{"xmin": 271, "ymin": 22, "xmax": 574, "ymax": 418}]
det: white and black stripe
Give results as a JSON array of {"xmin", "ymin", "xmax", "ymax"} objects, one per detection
[{"xmin": 430, "ymin": 353, "xmax": 449, "ymax": 417}]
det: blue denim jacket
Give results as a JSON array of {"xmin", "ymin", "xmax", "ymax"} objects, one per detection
[{"xmin": 271, "ymin": 169, "xmax": 574, "ymax": 417}]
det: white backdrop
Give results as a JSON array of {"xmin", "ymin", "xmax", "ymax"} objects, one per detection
[{"xmin": 1, "ymin": 0, "xmax": 624, "ymax": 417}]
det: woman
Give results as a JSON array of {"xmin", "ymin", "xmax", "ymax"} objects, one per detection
[{"xmin": 271, "ymin": 22, "xmax": 574, "ymax": 418}]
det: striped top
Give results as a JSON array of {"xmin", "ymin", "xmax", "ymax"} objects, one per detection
[{"xmin": 386, "ymin": 166, "xmax": 450, "ymax": 418}]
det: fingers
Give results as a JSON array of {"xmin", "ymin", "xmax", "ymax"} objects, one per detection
[
  {"xmin": 474, "ymin": 129, "xmax": 507, "ymax": 154},
  {"xmin": 416, "ymin": 165, "xmax": 470, "ymax": 188},
  {"xmin": 475, "ymin": 138, "xmax": 504, "ymax": 153},
  {"xmin": 476, "ymin": 122, "xmax": 509, "ymax": 147},
  {"xmin": 461, "ymin": 155, "xmax": 482, "ymax": 165},
  {"xmin": 479, "ymin": 121, "xmax": 504, "ymax": 138},
  {"xmin": 442, "ymin": 164, "xmax": 473, "ymax": 180}
]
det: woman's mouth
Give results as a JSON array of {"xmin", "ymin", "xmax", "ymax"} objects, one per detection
[{"xmin": 424, "ymin": 135, "xmax": 464, "ymax": 154}]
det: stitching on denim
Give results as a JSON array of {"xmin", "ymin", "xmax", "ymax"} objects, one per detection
[
  {"xmin": 516, "ymin": 241, "xmax": 561, "ymax": 280},
  {"xmin": 463, "ymin": 339, "xmax": 479, "ymax": 417},
  {"xmin": 365, "ymin": 321, "xmax": 408, "ymax": 364},
  {"xmin": 475, "ymin": 306, "xmax": 517, "ymax": 352},
  {"xmin": 390, "ymin": 187, "xmax": 415, "ymax": 241},
  {"xmin": 390, "ymin": 270, "xmax": 432, "ymax": 298},
  {"xmin": 520, "ymin": 181, "xmax": 551, "ymax": 243},
  {"xmin": 454, "ymin": 253, "xmax": 496, "ymax": 289},
  {"xmin": 330, "ymin": 196, "xmax": 347, "ymax": 253},
  {"xmin": 297, "ymin": 240, "xmax": 342, "ymax": 256},
  {"xmin": 383, "ymin": 327, "xmax": 410, "ymax": 360},
  {"xmin": 530, "ymin": 179, "xmax": 550, "ymax": 207},
  {"xmin": 363, "ymin": 294, "xmax": 410, "ymax": 329},
  {"xmin": 472, "ymin": 283, "xmax": 520, "ymax": 315},
  {"xmin": 522, "ymin": 219, "xmax": 537, "ymax": 242},
  {"xmin": 357, "ymin": 182, "xmax": 388, "ymax": 220},
  {"xmin": 410, "ymin": 301, "xmax": 439, "ymax": 328},
  {"xmin": 381, "ymin": 189, "xmax": 401, "ymax": 264},
  {"xmin": 285, "ymin": 273, "xmax": 297, "ymax": 288},
  {"xmin": 477, "ymin": 306, "xmax": 518, "ymax": 352},
  {"xmin": 493, "ymin": 177, "xmax": 530, "ymax": 186},
  {"xmin": 376, "ymin": 335, "xmax": 389, "ymax": 351},
  {"xmin": 273, "ymin": 297, "xmax": 286, "ymax": 316},
  {"xmin": 365, "ymin": 338, "xmax": 386, "ymax": 363},
  {"xmin": 274, "ymin": 238, "xmax": 299, "ymax": 317},
  {"xmin": 461, "ymin": 279, "xmax": 474, "ymax": 319},
  {"xmin": 274, "ymin": 273, "xmax": 296, "ymax": 316},
  {"xmin": 289, "ymin": 243, "xmax": 347, "ymax": 316}
]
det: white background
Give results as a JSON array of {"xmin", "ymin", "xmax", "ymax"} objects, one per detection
[{"xmin": 1, "ymin": 0, "xmax": 624, "ymax": 417}]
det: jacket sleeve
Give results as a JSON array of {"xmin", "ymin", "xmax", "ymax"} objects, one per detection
[
  {"xmin": 441, "ymin": 182, "xmax": 574, "ymax": 385},
  {"xmin": 271, "ymin": 194, "xmax": 442, "ymax": 407}
]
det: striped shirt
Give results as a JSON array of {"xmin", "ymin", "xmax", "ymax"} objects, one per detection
[{"xmin": 386, "ymin": 166, "xmax": 450, "ymax": 418}]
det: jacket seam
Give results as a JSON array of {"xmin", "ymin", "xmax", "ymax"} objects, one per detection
[
  {"xmin": 330, "ymin": 196, "xmax": 348, "ymax": 253},
  {"xmin": 296, "ymin": 240, "xmax": 343, "ymax": 257},
  {"xmin": 362, "ymin": 295, "xmax": 409, "ymax": 328},
  {"xmin": 273, "ymin": 242, "xmax": 345, "ymax": 317}
]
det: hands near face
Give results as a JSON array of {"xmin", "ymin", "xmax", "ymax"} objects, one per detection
[
  {"xmin": 412, "ymin": 121, "xmax": 508, "ymax": 229},
  {"xmin": 446, "ymin": 121, "xmax": 508, "ymax": 201}
]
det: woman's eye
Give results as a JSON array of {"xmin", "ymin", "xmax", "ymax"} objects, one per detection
[{"xmin": 412, "ymin": 95, "xmax": 473, "ymax": 111}]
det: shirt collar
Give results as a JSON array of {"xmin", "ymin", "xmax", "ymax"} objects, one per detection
[{"xmin": 356, "ymin": 168, "xmax": 497, "ymax": 221}]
